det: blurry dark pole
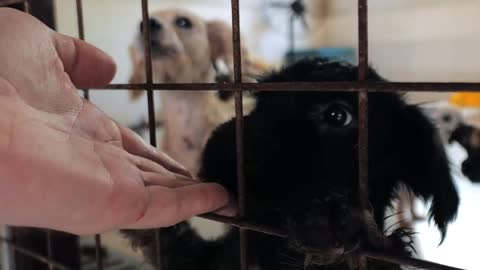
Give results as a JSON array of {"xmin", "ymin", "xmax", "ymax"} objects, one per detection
[{"xmin": 1, "ymin": 0, "xmax": 56, "ymax": 30}]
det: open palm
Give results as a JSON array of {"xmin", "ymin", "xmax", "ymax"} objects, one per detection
[{"xmin": 0, "ymin": 8, "xmax": 231, "ymax": 235}]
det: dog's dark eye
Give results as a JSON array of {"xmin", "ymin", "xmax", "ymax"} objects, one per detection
[
  {"xmin": 175, "ymin": 17, "xmax": 193, "ymax": 29},
  {"xmin": 324, "ymin": 104, "xmax": 352, "ymax": 127}
]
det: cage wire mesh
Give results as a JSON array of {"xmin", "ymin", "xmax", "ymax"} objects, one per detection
[{"xmin": 0, "ymin": 0, "xmax": 475, "ymax": 269}]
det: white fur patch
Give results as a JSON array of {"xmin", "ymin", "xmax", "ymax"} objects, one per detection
[{"xmin": 188, "ymin": 217, "xmax": 232, "ymax": 241}]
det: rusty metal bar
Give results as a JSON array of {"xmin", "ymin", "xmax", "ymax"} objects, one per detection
[
  {"xmin": 97, "ymin": 82, "xmax": 480, "ymax": 92},
  {"xmin": 288, "ymin": 14, "xmax": 295, "ymax": 63},
  {"xmin": 94, "ymin": 235, "xmax": 103, "ymax": 270},
  {"xmin": 141, "ymin": 0, "xmax": 157, "ymax": 147},
  {"xmin": 232, "ymin": 2, "xmax": 244, "ymax": 210},
  {"xmin": 22, "ymin": 0, "xmax": 29, "ymax": 13},
  {"xmin": 75, "ymin": 0, "xmax": 89, "ymax": 100},
  {"xmin": 1, "ymin": 228, "xmax": 15, "ymax": 270},
  {"xmin": 230, "ymin": 0, "xmax": 248, "ymax": 269},
  {"xmin": 357, "ymin": 0, "xmax": 369, "ymax": 214},
  {"xmin": 46, "ymin": 230, "xmax": 54, "ymax": 270},
  {"xmin": 0, "ymin": 0, "xmax": 24, "ymax": 6},
  {"xmin": 199, "ymin": 214, "xmax": 464, "ymax": 270},
  {"xmin": 200, "ymin": 214, "xmax": 288, "ymax": 238},
  {"xmin": 0, "ymin": 236, "xmax": 72, "ymax": 270},
  {"xmin": 357, "ymin": 1, "xmax": 369, "ymax": 269},
  {"xmin": 75, "ymin": 2, "xmax": 101, "ymax": 270},
  {"xmin": 140, "ymin": 0, "xmax": 162, "ymax": 269},
  {"xmin": 75, "ymin": 0, "xmax": 85, "ymax": 42},
  {"xmin": 362, "ymin": 251, "xmax": 465, "ymax": 270},
  {"xmin": 141, "ymin": 0, "xmax": 154, "ymax": 85},
  {"xmin": 358, "ymin": 0, "xmax": 368, "ymax": 81}
]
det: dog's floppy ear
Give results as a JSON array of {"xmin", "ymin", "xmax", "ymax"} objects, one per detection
[
  {"xmin": 128, "ymin": 45, "xmax": 146, "ymax": 101},
  {"xmin": 391, "ymin": 103, "xmax": 459, "ymax": 242},
  {"xmin": 206, "ymin": 20, "xmax": 235, "ymax": 74}
]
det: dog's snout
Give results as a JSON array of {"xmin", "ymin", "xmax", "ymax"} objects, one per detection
[
  {"xmin": 288, "ymin": 197, "xmax": 365, "ymax": 254},
  {"xmin": 289, "ymin": 216, "xmax": 336, "ymax": 251},
  {"xmin": 139, "ymin": 18, "xmax": 163, "ymax": 34}
]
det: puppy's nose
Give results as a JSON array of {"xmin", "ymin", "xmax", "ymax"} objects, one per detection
[
  {"xmin": 139, "ymin": 18, "xmax": 163, "ymax": 34},
  {"xmin": 288, "ymin": 197, "xmax": 364, "ymax": 253}
]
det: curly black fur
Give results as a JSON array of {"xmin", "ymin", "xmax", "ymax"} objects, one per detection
[{"xmin": 123, "ymin": 58, "xmax": 459, "ymax": 270}]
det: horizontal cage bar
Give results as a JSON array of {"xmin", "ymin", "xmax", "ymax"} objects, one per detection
[
  {"xmin": 97, "ymin": 82, "xmax": 480, "ymax": 92},
  {"xmin": 198, "ymin": 214, "xmax": 465, "ymax": 270},
  {"xmin": 0, "ymin": 0, "xmax": 26, "ymax": 6}
]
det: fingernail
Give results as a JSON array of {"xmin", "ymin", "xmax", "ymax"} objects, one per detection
[{"xmin": 214, "ymin": 198, "xmax": 238, "ymax": 217}]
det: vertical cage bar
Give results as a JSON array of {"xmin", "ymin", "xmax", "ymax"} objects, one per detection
[
  {"xmin": 76, "ymin": 1, "xmax": 101, "ymax": 269},
  {"xmin": 0, "ymin": 236, "xmax": 71, "ymax": 270},
  {"xmin": 141, "ymin": 0, "xmax": 157, "ymax": 147},
  {"xmin": 75, "ymin": 0, "xmax": 89, "ymax": 100},
  {"xmin": 75, "ymin": 0, "xmax": 85, "ymax": 46},
  {"xmin": 94, "ymin": 235, "xmax": 103, "ymax": 270},
  {"xmin": 230, "ymin": 0, "xmax": 248, "ymax": 270},
  {"xmin": 1, "ymin": 227, "xmax": 15, "ymax": 270},
  {"xmin": 357, "ymin": 0, "xmax": 369, "ymax": 269},
  {"xmin": 357, "ymin": 0, "xmax": 369, "ymax": 215},
  {"xmin": 140, "ymin": 0, "xmax": 162, "ymax": 269},
  {"xmin": 231, "ymin": 0, "xmax": 243, "ymax": 85},
  {"xmin": 288, "ymin": 14, "xmax": 295, "ymax": 63},
  {"xmin": 22, "ymin": 0, "xmax": 29, "ymax": 13},
  {"xmin": 46, "ymin": 230, "xmax": 54, "ymax": 270}
]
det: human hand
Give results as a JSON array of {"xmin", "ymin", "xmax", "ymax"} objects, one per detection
[{"xmin": 0, "ymin": 8, "xmax": 234, "ymax": 235}]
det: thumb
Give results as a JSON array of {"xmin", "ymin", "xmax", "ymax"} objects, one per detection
[{"xmin": 51, "ymin": 32, "xmax": 117, "ymax": 89}]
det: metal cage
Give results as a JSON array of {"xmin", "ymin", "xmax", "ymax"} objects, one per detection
[{"xmin": 0, "ymin": 0, "xmax": 474, "ymax": 270}]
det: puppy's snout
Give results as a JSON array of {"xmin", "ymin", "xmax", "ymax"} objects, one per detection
[
  {"xmin": 289, "ymin": 216, "xmax": 336, "ymax": 251},
  {"xmin": 139, "ymin": 18, "xmax": 163, "ymax": 34},
  {"xmin": 288, "ymin": 197, "xmax": 364, "ymax": 254}
]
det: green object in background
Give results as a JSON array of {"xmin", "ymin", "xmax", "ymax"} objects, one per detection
[{"xmin": 285, "ymin": 47, "xmax": 357, "ymax": 65}]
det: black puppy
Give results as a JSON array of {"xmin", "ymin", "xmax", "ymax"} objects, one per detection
[
  {"xmin": 123, "ymin": 59, "xmax": 459, "ymax": 270},
  {"xmin": 450, "ymin": 123, "xmax": 480, "ymax": 182}
]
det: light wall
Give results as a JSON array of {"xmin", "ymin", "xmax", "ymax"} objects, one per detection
[
  {"xmin": 54, "ymin": 0, "xmax": 480, "ymax": 121},
  {"xmin": 310, "ymin": 0, "xmax": 480, "ymax": 102}
]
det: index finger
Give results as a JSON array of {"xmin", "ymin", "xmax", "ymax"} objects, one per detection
[{"xmin": 125, "ymin": 183, "xmax": 230, "ymax": 229}]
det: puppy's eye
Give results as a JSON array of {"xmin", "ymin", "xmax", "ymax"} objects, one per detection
[
  {"xmin": 324, "ymin": 104, "xmax": 352, "ymax": 127},
  {"xmin": 175, "ymin": 17, "xmax": 193, "ymax": 29}
]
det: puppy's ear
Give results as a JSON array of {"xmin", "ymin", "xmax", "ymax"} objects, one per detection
[
  {"xmin": 128, "ymin": 45, "xmax": 146, "ymax": 101},
  {"xmin": 206, "ymin": 21, "xmax": 234, "ymax": 72},
  {"xmin": 391, "ymin": 103, "xmax": 459, "ymax": 242}
]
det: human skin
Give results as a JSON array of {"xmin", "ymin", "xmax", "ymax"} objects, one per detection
[{"xmin": 0, "ymin": 8, "xmax": 234, "ymax": 235}]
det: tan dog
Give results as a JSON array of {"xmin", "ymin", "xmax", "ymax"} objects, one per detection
[{"xmin": 129, "ymin": 9, "xmax": 263, "ymax": 175}]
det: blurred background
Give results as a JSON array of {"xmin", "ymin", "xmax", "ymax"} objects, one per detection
[
  {"xmin": 1, "ymin": 1, "xmax": 480, "ymax": 269},
  {"xmin": 55, "ymin": 0, "xmax": 480, "ymax": 126}
]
